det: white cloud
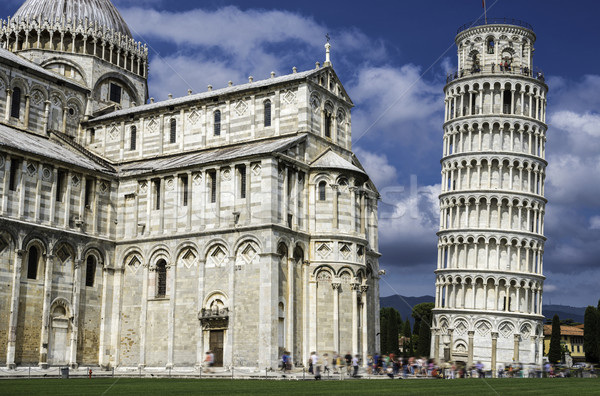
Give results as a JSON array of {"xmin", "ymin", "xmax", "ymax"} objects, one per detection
[
  {"xmin": 349, "ymin": 64, "xmax": 442, "ymax": 142},
  {"xmin": 590, "ymin": 216, "xmax": 600, "ymax": 230},
  {"xmin": 353, "ymin": 147, "xmax": 398, "ymax": 189},
  {"xmin": 550, "ymin": 111, "xmax": 600, "ymax": 138}
]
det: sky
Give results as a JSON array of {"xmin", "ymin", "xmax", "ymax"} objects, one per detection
[{"xmin": 2, "ymin": 0, "xmax": 599, "ymax": 308}]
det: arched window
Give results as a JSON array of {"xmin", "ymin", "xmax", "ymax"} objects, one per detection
[
  {"xmin": 318, "ymin": 181, "xmax": 327, "ymax": 201},
  {"xmin": 130, "ymin": 126, "xmax": 137, "ymax": 150},
  {"xmin": 156, "ymin": 260, "xmax": 167, "ymax": 297},
  {"xmin": 487, "ymin": 37, "xmax": 495, "ymax": 54},
  {"xmin": 264, "ymin": 100, "xmax": 271, "ymax": 127},
  {"xmin": 324, "ymin": 111, "xmax": 332, "ymax": 138},
  {"xmin": 27, "ymin": 245, "xmax": 39, "ymax": 279},
  {"xmin": 85, "ymin": 255, "xmax": 96, "ymax": 287},
  {"xmin": 11, "ymin": 87, "xmax": 21, "ymax": 118},
  {"xmin": 170, "ymin": 118, "xmax": 177, "ymax": 143},
  {"xmin": 214, "ymin": 110, "xmax": 221, "ymax": 136}
]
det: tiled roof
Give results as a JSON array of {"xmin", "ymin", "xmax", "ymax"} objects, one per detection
[
  {"xmin": 91, "ymin": 68, "xmax": 326, "ymax": 122},
  {"xmin": 0, "ymin": 48, "xmax": 88, "ymax": 90},
  {"xmin": 311, "ymin": 149, "xmax": 366, "ymax": 175},
  {"xmin": 117, "ymin": 133, "xmax": 307, "ymax": 177},
  {"xmin": 543, "ymin": 324, "xmax": 584, "ymax": 337},
  {"xmin": 0, "ymin": 124, "xmax": 113, "ymax": 173}
]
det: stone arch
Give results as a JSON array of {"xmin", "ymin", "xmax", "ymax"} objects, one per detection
[
  {"xmin": 176, "ymin": 244, "xmax": 200, "ymax": 269},
  {"xmin": 205, "ymin": 243, "xmax": 230, "ymax": 268},
  {"xmin": 40, "ymin": 57, "xmax": 87, "ymax": 83},
  {"xmin": 47, "ymin": 297, "xmax": 73, "ymax": 365},
  {"xmin": 93, "ymin": 72, "xmax": 141, "ymax": 105},
  {"xmin": 235, "ymin": 239, "xmax": 260, "ymax": 266}
]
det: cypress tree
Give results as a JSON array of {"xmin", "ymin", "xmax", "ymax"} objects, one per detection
[
  {"xmin": 380, "ymin": 308, "xmax": 390, "ymax": 354},
  {"xmin": 402, "ymin": 320, "xmax": 412, "ymax": 357},
  {"xmin": 379, "ymin": 307, "xmax": 402, "ymax": 355},
  {"xmin": 584, "ymin": 305, "xmax": 599, "ymax": 363},
  {"xmin": 548, "ymin": 314, "xmax": 562, "ymax": 364},
  {"xmin": 417, "ymin": 315, "xmax": 432, "ymax": 357}
]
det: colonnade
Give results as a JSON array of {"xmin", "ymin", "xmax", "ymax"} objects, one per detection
[
  {"xmin": 443, "ymin": 123, "xmax": 546, "ymax": 158},
  {"xmin": 437, "ymin": 238, "xmax": 543, "ymax": 274},
  {"xmin": 439, "ymin": 197, "xmax": 544, "ymax": 234},
  {"xmin": 441, "ymin": 158, "xmax": 545, "ymax": 195},
  {"xmin": 1, "ymin": 19, "xmax": 147, "ymax": 78},
  {"xmin": 434, "ymin": 276, "xmax": 543, "ymax": 315},
  {"xmin": 444, "ymin": 82, "xmax": 546, "ymax": 123}
]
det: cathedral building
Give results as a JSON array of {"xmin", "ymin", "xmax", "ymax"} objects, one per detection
[
  {"xmin": 432, "ymin": 19, "xmax": 548, "ymax": 373},
  {"xmin": 0, "ymin": 0, "xmax": 381, "ymax": 370}
]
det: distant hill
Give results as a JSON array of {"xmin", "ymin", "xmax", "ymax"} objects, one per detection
[
  {"xmin": 379, "ymin": 295, "xmax": 434, "ymax": 326},
  {"xmin": 380, "ymin": 295, "xmax": 587, "ymax": 326},
  {"xmin": 543, "ymin": 304, "xmax": 586, "ymax": 324}
]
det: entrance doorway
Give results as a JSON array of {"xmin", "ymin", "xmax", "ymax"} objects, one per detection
[{"xmin": 209, "ymin": 330, "xmax": 224, "ymax": 367}]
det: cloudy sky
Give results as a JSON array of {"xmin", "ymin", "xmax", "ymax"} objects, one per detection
[{"xmin": 3, "ymin": 0, "xmax": 599, "ymax": 307}]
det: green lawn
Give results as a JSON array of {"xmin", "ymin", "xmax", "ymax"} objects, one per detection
[{"xmin": 0, "ymin": 378, "xmax": 599, "ymax": 395}]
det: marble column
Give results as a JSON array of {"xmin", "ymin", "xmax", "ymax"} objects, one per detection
[
  {"xmin": 6, "ymin": 249, "xmax": 24, "ymax": 369},
  {"xmin": 39, "ymin": 252, "xmax": 55, "ymax": 368},
  {"xmin": 332, "ymin": 282, "xmax": 341, "ymax": 354},
  {"xmin": 491, "ymin": 332, "xmax": 498, "ymax": 377}
]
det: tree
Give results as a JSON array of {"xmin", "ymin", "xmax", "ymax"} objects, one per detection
[
  {"xmin": 411, "ymin": 302, "xmax": 434, "ymax": 356},
  {"xmin": 417, "ymin": 316, "xmax": 432, "ymax": 357},
  {"xmin": 379, "ymin": 307, "xmax": 402, "ymax": 355},
  {"xmin": 402, "ymin": 320, "xmax": 412, "ymax": 357},
  {"xmin": 584, "ymin": 305, "xmax": 599, "ymax": 363},
  {"xmin": 548, "ymin": 314, "xmax": 562, "ymax": 364}
]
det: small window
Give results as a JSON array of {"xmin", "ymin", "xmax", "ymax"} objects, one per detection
[
  {"xmin": 209, "ymin": 171, "xmax": 217, "ymax": 203},
  {"xmin": 27, "ymin": 246, "xmax": 39, "ymax": 280},
  {"xmin": 325, "ymin": 112, "xmax": 332, "ymax": 138},
  {"xmin": 170, "ymin": 118, "xmax": 177, "ymax": 143},
  {"xmin": 214, "ymin": 110, "xmax": 221, "ymax": 136},
  {"xmin": 237, "ymin": 165, "xmax": 247, "ymax": 199},
  {"xmin": 56, "ymin": 170, "xmax": 65, "ymax": 202},
  {"xmin": 89, "ymin": 128, "xmax": 95, "ymax": 144},
  {"xmin": 109, "ymin": 83, "xmax": 122, "ymax": 103},
  {"xmin": 130, "ymin": 126, "xmax": 137, "ymax": 150},
  {"xmin": 85, "ymin": 256, "xmax": 96, "ymax": 287},
  {"xmin": 8, "ymin": 159, "xmax": 19, "ymax": 191},
  {"xmin": 264, "ymin": 100, "xmax": 271, "ymax": 127},
  {"xmin": 11, "ymin": 87, "xmax": 21, "ymax": 118},
  {"xmin": 181, "ymin": 175, "xmax": 189, "ymax": 206},
  {"xmin": 154, "ymin": 179, "xmax": 161, "ymax": 210},
  {"xmin": 84, "ymin": 179, "xmax": 93, "ymax": 208},
  {"xmin": 318, "ymin": 181, "xmax": 327, "ymax": 201},
  {"xmin": 156, "ymin": 260, "xmax": 167, "ymax": 297}
]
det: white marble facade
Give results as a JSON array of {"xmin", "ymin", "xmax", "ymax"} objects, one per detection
[
  {"xmin": 431, "ymin": 20, "xmax": 547, "ymax": 373},
  {"xmin": 0, "ymin": 0, "xmax": 380, "ymax": 370}
]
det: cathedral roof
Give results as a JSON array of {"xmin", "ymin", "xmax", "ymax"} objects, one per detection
[
  {"xmin": 11, "ymin": 0, "xmax": 132, "ymax": 37},
  {"xmin": 311, "ymin": 149, "xmax": 366, "ymax": 175},
  {"xmin": 91, "ymin": 66, "xmax": 350, "ymax": 122},
  {"xmin": 117, "ymin": 134, "xmax": 307, "ymax": 177},
  {"xmin": 0, "ymin": 48, "xmax": 88, "ymax": 90},
  {"xmin": 0, "ymin": 124, "xmax": 113, "ymax": 173}
]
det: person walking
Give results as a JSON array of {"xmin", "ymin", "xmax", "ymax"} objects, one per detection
[
  {"xmin": 323, "ymin": 353, "xmax": 331, "ymax": 376},
  {"xmin": 352, "ymin": 354, "xmax": 360, "ymax": 377},
  {"xmin": 344, "ymin": 352, "xmax": 353, "ymax": 376}
]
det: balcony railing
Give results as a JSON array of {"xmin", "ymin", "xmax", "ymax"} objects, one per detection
[
  {"xmin": 446, "ymin": 64, "xmax": 545, "ymax": 84},
  {"xmin": 199, "ymin": 308, "xmax": 229, "ymax": 319},
  {"xmin": 457, "ymin": 18, "xmax": 534, "ymax": 34}
]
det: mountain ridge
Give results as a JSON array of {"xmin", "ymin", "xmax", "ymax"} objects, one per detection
[{"xmin": 380, "ymin": 295, "xmax": 587, "ymax": 326}]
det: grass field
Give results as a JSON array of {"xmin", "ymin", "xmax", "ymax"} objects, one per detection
[{"xmin": 0, "ymin": 378, "xmax": 599, "ymax": 395}]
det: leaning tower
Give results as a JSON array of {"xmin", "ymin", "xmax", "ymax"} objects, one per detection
[{"xmin": 431, "ymin": 19, "xmax": 548, "ymax": 375}]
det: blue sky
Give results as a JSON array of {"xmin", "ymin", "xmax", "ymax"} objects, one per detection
[{"xmin": 3, "ymin": 0, "xmax": 599, "ymax": 308}]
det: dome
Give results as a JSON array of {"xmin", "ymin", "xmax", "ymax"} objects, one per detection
[{"xmin": 12, "ymin": 0, "xmax": 132, "ymax": 37}]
